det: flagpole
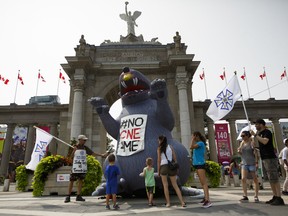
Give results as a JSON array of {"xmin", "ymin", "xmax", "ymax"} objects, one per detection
[
  {"xmin": 243, "ymin": 67, "xmax": 251, "ymax": 99},
  {"xmin": 33, "ymin": 125, "xmax": 74, "ymax": 148},
  {"xmin": 56, "ymin": 69, "xmax": 61, "ymax": 96},
  {"xmin": 285, "ymin": 67, "xmax": 288, "ymax": 84},
  {"xmin": 13, "ymin": 70, "xmax": 20, "ymax": 104},
  {"xmin": 235, "ymin": 71, "xmax": 251, "ymax": 128},
  {"xmin": 36, "ymin": 69, "xmax": 40, "ymax": 97},
  {"xmin": 263, "ymin": 67, "xmax": 272, "ymax": 98},
  {"xmin": 202, "ymin": 68, "xmax": 208, "ymax": 100},
  {"xmin": 223, "ymin": 67, "xmax": 227, "ymax": 85}
]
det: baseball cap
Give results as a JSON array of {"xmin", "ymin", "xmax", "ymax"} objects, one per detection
[
  {"xmin": 78, "ymin": 134, "xmax": 88, "ymax": 140},
  {"xmin": 254, "ymin": 119, "xmax": 266, "ymax": 126}
]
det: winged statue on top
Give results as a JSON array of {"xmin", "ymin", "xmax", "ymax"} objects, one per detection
[{"xmin": 119, "ymin": 1, "xmax": 141, "ymax": 36}]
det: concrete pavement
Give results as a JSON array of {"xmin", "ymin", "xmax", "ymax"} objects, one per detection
[{"xmin": 0, "ymin": 181, "xmax": 287, "ymax": 216}]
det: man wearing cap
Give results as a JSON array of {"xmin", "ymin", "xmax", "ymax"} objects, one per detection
[
  {"xmin": 250, "ymin": 119, "xmax": 285, "ymax": 205},
  {"xmin": 280, "ymin": 138, "xmax": 288, "ymax": 195},
  {"xmin": 64, "ymin": 134, "xmax": 107, "ymax": 203}
]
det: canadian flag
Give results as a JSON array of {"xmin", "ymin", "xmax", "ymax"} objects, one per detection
[
  {"xmin": 0, "ymin": 74, "xmax": 9, "ymax": 85},
  {"xmin": 38, "ymin": 72, "xmax": 46, "ymax": 82},
  {"xmin": 220, "ymin": 71, "xmax": 226, "ymax": 80},
  {"xmin": 199, "ymin": 70, "xmax": 205, "ymax": 80},
  {"xmin": 259, "ymin": 71, "xmax": 266, "ymax": 80},
  {"xmin": 280, "ymin": 69, "xmax": 287, "ymax": 80},
  {"xmin": 59, "ymin": 71, "xmax": 66, "ymax": 83},
  {"xmin": 240, "ymin": 72, "xmax": 246, "ymax": 80},
  {"xmin": 18, "ymin": 73, "xmax": 24, "ymax": 85},
  {"xmin": 220, "ymin": 68, "xmax": 226, "ymax": 80}
]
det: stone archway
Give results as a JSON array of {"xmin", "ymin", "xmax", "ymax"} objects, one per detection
[{"xmin": 61, "ymin": 33, "xmax": 200, "ymax": 155}]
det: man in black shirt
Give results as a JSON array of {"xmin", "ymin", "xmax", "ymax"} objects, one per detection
[{"xmin": 251, "ymin": 119, "xmax": 285, "ymax": 205}]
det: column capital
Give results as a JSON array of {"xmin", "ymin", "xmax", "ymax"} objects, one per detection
[
  {"xmin": 71, "ymin": 79, "xmax": 85, "ymax": 91},
  {"xmin": 175, "ymin": 76, "xmax": 189, "ymax": 90}
]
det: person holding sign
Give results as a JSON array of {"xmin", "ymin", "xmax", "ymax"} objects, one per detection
[{"xmin": 64, "ymin": 134, "xmax": 107, "ymax": 203}]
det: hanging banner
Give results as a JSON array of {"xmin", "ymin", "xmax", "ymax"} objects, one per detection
[
  {"xmin": 117, "ymin": 114, "xmax": 147, "ymax": 156},
  {"xmin": 0, "ymin": 126, "xmax": 6, "ymax": 153},
  {"xmin": 215, "ymin": 123, "xmax": 232, "ymax": 163}
]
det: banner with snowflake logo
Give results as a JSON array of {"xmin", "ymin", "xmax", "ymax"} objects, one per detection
[
  {"xmin": 206, "ymin": 74, "xmax": 242, "ymax": 121},
  {"xmin": 26, "ymin": 128, "xmax": 53, "ymax": 170}
]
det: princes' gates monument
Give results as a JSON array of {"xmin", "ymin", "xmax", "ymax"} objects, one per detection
[
  {"xmin": 1, "ymin": 2, "xmax": 288, "ymax": 177},
  {"xmin": 61, "ymin": 36, "xmax": 200, "ymax": 156}
]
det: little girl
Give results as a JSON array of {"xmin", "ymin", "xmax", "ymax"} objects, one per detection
[{"xmin": 142, "ymin": 157, "xmax": 156, "ymax": 206}]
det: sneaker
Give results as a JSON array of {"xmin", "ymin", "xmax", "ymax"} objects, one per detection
[
  {"xmin": 202, "ymin": 200, "xmax": 212, "ymax": 208},
  {"xmin": 76, "ymin": 195, "xmax": 85, "ymax": 202},
  {"xmin": 270, "ymin": 197, "xmax": 285, "ymax": 206},
  {"xmin": 64, "ymin": 196, "xmax": 70, "ymax": 203},
  {"xmin": 265, "ymin": 196, "xmax": 276, "ymax": 204},
  {"xmin": 240, "ymin": 196, "xmax": 249, "ymax": 202},
  {"xmin": 199, "ymin": 198, "xmax": 205, "ymax": 204},
  {"xmin": 113, "ymin": 204, "xmax": 120, "ymax": 210},
  {"xmin": 254, "ymin": 197, "xmax": 259, "ymax": 203},
  {"xmin": 105, "ymin": 205, "xmax": 110, "ymax": 210}
]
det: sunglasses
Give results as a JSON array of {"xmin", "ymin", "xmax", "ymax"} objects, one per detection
[{"xmin": 241, "ymin": 135, "xmax": 246, "ymax": 137}]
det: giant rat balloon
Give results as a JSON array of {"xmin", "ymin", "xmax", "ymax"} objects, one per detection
[{"xmin": 90, "ymin": 67, "xmax": 191, "ymax": 196}]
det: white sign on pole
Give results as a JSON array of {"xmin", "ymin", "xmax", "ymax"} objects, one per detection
[{"xmin": 72, "ymin": 150, "xmax": 87, "ymax": 173}]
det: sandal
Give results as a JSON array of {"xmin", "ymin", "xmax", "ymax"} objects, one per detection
[{"xmin": 182, "ymin": 202, "xmax": 187, "ymax": 207}]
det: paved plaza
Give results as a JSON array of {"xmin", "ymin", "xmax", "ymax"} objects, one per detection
[{"xmin": 0, "ymin": 181, "xmax": 287, "ymax": 216}]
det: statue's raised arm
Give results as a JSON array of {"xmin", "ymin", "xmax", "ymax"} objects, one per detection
[{"xmin": 119, "ymin": 1, "xmax": 141, "ymax": 36}]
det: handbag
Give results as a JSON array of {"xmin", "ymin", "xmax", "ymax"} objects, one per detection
[{"xmin": 164, "ymin": 146, "xmax": 179, "ymax": 171}]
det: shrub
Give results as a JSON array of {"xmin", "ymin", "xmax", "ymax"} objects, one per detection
[
  {"xmin": 82, "ymin": 155, "xmax": 103, "ymax": 195},
  {"xmin": 15, "ymin": 165, "xmax": 30, "ymax": 191},
  {"xmin": 205, "ymin": 160, "xmax": 221, "ymax": 187},
  {"xmin": 190, "ymin": 160, "xmax": 221, "ymax": 188},
  {"xmin": 32, "ymin": 155, "xmax": 65, "ymax": 196},
  {"xmin": 13, "ymin": 154, "xmax": 103, "ymax": 196}
]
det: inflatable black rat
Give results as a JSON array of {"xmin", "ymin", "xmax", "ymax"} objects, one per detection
[{"xmin": 90, "ymin": 67, "xmax": 191, "ymax": 196}]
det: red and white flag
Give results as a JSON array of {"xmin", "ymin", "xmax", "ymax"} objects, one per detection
[
  {"xmin": 240, "ymin": 72, "xmax": 246, "ymax": 80},
  {"xmin": 59, "ymin": 71, "xmax": 66, "ymax": 83},
  {"xmin": 280, "ymin": 68, "xmax": 287, "ymax": 80},
  {"xmin": 38, "ymin": 72, "xmax": 46, "ymax": 82},
  {"xmin": 18, "ymin": 72, "xmax": 24, "ymax": 85},
  {"xmin": 199, "ymin": 70, "xmax": 205, "ymax": 80},
  {"xmin": 0, "ymin": 74, "xmax": 9, "ymax": 85},
  {"xmin": 259, "ymin": 71, "xmax": 266, "ymax": 80},
  {"xmin": 220, "ymin": 71, "xmax": 226, "ymax": 80}
]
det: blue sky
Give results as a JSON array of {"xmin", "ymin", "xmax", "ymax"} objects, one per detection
[{"xmin": 0, "ymin": 0, "xmax": 287, "ymax": 106}]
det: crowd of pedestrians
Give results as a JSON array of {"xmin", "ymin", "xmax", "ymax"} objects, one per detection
[{"xmin": 63, "ymin": 119, "xmax": 287, "ymax": 209}]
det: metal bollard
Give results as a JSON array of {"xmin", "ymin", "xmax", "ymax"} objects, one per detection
[{"xmin": 3, "ymin": 179, "xmax": 10, "ymax": 192}]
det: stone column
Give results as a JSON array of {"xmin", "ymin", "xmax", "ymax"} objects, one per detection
[
  {"xmin": 270, "ymin": 118, "xmax": 284, "ymax": 152},
  {"xmin": 48, "ymin": 123, "xmax": 58, "ymax": 155},
  {"xmin": 207, "ymin": 120, "xmax": 217, "ymax": 162},
  {"xmin": 228, "ymin": 119, "xmax": 238, "ymax": 155},
  {"xmin": 24, "ymin": 124, "xmax": 36, "ymax": 164},
  {"xmin": 175, "ymin": 67, "xmax": 191, "ymax": 151},
  {"xmin": 70, "ymin": 73, "xmax": 85, "ymax": 140},
  {"xmin": 0, "ymin": 123, "xmax": 15, "ymax": 176}
]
